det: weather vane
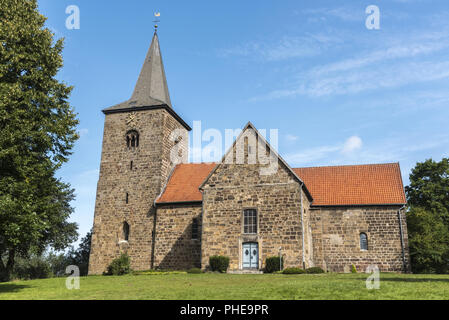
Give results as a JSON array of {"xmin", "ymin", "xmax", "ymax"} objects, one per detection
[{"xmin": 153, "ymin": 12, "xmax": 161, "ymax": 31}]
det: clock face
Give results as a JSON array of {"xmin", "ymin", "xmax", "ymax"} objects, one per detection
[{"xmin": 126, "ymin": 112, "xmax": 137, "ymax": 126}]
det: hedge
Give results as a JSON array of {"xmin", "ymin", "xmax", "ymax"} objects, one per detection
[
  {"xmin": 209, "ymin": 256, "xmax": 230, "ymax": 273},
  {"xmin": 282, "ymin": 267, "xmax": 306, "ymax": 274},
  {"xmin": 265, "ymin": 256, "xmax": 284, "ymax": 273}
]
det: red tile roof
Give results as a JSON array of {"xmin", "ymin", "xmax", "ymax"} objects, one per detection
[
  {"xmin": 156, "ymin": 163, "xmax": 406, "ymax": 206},
  {"xmin": 156, "ymin": 163, "xmax": 216, "ymax": 204},
  {"xmin": 293, "ymin": 163, "xmax": 406, "ymax": 206}
]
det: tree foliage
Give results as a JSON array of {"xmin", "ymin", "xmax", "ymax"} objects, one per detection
[
  {"xmin": 66, "ymin": 230, "xmax": 91, "ymax": 276},
  {"xmin": 406, "ymin": 158, "xmax": 449, "ymax": 273},
  {"xmin": 0, "ymin": 0, "xmax": 79, "ymax": 281}
]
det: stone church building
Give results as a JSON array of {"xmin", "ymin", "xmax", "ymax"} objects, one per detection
[{"xmin": 88, "ymin": 31, "xmax": 410, "ymax": 275}]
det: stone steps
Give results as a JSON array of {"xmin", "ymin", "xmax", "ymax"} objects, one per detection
[{"xmin": 228, "ymin": 270, "xmax": 264, "ymax": 274}]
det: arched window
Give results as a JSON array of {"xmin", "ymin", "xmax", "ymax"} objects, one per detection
[
  {"xmin": 191, "ymin": 218, "xmax": 199, "ymax": 240},
  {"xmin": 126, "ymin": 130, "xmax": 139, "ymax": 148},
  {"xmin": 123, "ymin": 222, "xmax": 130, "ymax": 241},
  {"xmin": 360, "ymin": 233, "xmax": 368, "ymax": 251}
]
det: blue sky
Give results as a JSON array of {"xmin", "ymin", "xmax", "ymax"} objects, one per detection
[{"xmin": 37, "ymin": 0, "xmax": 449, "ymax": 244}]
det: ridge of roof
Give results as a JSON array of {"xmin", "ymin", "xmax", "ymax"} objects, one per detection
[{"xmin": 156, "ymin": 161, "xmax": 406, "ymax": 206}]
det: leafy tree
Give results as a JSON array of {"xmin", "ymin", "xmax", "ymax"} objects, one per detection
[
  {"xmin": 66, "ymin": 230, "xmax": 91, "ymax": 276},
  {"xmin": 407, "ymin": 207, "xmax": 449, "ymax": 274},
  {"xmin": 406, "ymin": 158, "xmax": 449, "ymax": 222},
  {"xmin": 0, "ymin": 0, "xmax": 79, "ymax": 281},
  {"xmin": 406, "ymin": 158, "xmax": 449, "ymax": 273}
]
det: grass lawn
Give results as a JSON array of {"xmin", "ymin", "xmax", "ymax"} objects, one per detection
[{"xmin": 1, "ymin": 273, "xmax": 449, "ymax": 300}]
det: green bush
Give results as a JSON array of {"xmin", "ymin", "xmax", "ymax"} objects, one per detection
[
  {"xmin": 264, "ymin": 256, "xmax": 284, "ymax": 273},
  {"xmin": 282, "ymin": 267, "xmax": 306, "ymax": 274},
  {"xmin": 133, "ymin": 270, "xmax": 187, "ymax": 275},
  {"xmin": 12, "ymin": 256, "xmax": 52, "ymax": 280},
  {"xmin": 351, "ymin": 264, "xmax": 357, "ymax": 273},
  {"xmin": 306, "ymin": 267, "xmax": 325, "ymax": 274},
  {"xmin": 187, "ymin": 268, "xmax": 203, "ymax": 274},
  {"xmin": 104, "ymin": 253, "xmax": 131, "ymax": 276},
  {"xmin": 209, "ymin": 256, "xmax": 230, "ymax": 273}
]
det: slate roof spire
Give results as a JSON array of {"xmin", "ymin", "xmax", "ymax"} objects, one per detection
[
  {"xmin": 102, "ymin": 27, "xmax": 191, "ymax": 131},
  {"xmin": 103, "ymin": 29, "xmax": 172, "ymax": 112},
  {"xmin": 130, "ymin": 29, "xmax": 172, "ymax": 108}
]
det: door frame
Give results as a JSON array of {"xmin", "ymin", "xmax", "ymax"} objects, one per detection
[{"xmin": 242, "ymin": 242, "xmax": 259, "ymax": 269}]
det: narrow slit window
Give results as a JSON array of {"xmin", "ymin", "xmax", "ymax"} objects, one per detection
[
  {"xmin": 360, "ymin": 233, "xmax": 368, "ymax": 251},
  {"xmin": 123, "ymin": 222, "xmax": 130, "ymax": 241},
  {"xmin": 192, "ymin": 218, "xmax": 199, "ymax": 240},
  {"xmin": 126, "ymin": 193, "xmax": 129, "ymax": 204}
]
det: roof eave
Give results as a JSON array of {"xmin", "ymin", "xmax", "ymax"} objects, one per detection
[
  {"xmin": 156, "ymin": 200, "xmax": 203, "ymax": 206},
  {"xmin": 310, "ymin": 202, "xmax": 407, "ymax": 208},
  {"xmin": 102, "ymin": 104, "xmax": 192, "ymax": 131}
]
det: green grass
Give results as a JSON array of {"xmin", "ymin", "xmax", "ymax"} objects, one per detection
[{"xmin": 1, "ymin": 273, "xmax": 449, "ymax": 300}]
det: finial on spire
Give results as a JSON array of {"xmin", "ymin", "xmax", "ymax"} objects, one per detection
[{"xmin": 154, "ymin": 12, "xmax": 161, "ymax": 32}]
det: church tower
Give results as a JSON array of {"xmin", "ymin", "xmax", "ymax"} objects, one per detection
[{"xmin": 89, "ymin": 29, "xmax": 191, "ymax": 274}]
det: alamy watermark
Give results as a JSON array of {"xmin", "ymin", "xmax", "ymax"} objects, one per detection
[
  {"xmin": 366, "ymin": 5, "xmax": 380, "ymax": 30},
  {"xmin": 66, "ymin": 5, "xmax": 80, "ymax": 30},
  {"xmin": 366, "ymin": 265, "xmax": 380, "ymax": 290},
  {"xmin": 65, "ymin": 265, "xmax": 80, "ymax": 290},
  {"xmin": 168, "ymin": 121, "xmax": 280, "ymax": 176}
]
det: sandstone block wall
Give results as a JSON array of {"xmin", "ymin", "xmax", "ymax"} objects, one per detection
[
  {"xmin": 153, "ymin": 204, "xmax": 202, "ymax": 270},
  {"xmin": 310, "ymin": 206, "xmax": 410, "ymax": 273},
  {"xmin": 201, "ymin": 158, "xmax": 311, "ymax": 270},
  {"xmin": 89, "ymin": 108, "xmax": 188, "ymax": 275}
]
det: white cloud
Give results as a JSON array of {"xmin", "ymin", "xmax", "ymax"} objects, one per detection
[
  {"xmin": 219, "ymin": 34, "xmax": 342, "ymax": 62},
  {"xmin": 251, "ymin": 58, "xmax": 449, "ymax": 100},
  {"xmin": 285, "ymin": 133, "xmax": 449, "ymax": 168},
  {"xmin": 247, "ymin": 25, "xmax": 449, "ymax": 101},
  {"xmin": 285, "ymin": 135, "xmax": 362, "ymax": 165},
  {"xmin": 342, "ymin": 136, "xmax": 363, "ymax": 154}
]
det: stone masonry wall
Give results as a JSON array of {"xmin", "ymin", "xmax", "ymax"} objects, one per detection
[
  {"xmin": 89, "ymin": 108, "xmax": 188, "ymax": 275},
  {"xmin": 153, "ymin": 204, "xmax": 202, "ymax": 270},
  {"xmin": 310, "ymin": 206, "xmax": 410, "ymax": 273},
  {"xmin": 200, "ymin": 129, "xmax": 311, "ymax": 271}
]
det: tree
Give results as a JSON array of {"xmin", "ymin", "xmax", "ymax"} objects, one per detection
[
  {"xmin": 406, "ymin": 158, "xmax": 449, "ymax": 221},
  {"xmin": 406, "ymin": 158, "xmax": 449, "ymax": 273},
  {"xmin": 67, "ymin": 230, "xmax": 91, "ymax": 276},
  {"xmin": 0, "ymin": 0, "xmax": 79, "ymax": 281},
  {"xmin": 407, "ymin": 207, "xmax": 449, "ymax": 274}
]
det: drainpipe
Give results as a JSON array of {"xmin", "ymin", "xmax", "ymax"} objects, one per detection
[
  {"xmin": 397, "ymin": 205, "xmax": 407, "ymax": 273},
  {"xmin": 300, "ymin": 183, "xmax": 306, "ymax": 269}
]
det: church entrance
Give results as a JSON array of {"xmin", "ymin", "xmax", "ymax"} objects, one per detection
[{"xmin": 242, "ymin": 242, "xmax": 259, "ymax": 269}]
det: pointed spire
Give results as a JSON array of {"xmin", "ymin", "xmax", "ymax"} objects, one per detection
[{"xmin": 130, "ymin": 30, "xmax": 172, "ymax": 108}]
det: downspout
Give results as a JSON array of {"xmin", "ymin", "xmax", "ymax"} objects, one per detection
[
  {"xmin": 300, "ymin": 183, "xmax": 306, "ymax": 269},
  {"xmin": 397, "ymin": 205, "xmax": 407, "ymax": 273}
]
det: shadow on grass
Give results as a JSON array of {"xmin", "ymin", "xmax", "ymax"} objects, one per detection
[
  {"xmin": 381, "ymin": 277, "xmax": 449, "ymax": 283},
  {"xmin": 0, "ymin": 283, "xmax": 31, "ymax": 293}
]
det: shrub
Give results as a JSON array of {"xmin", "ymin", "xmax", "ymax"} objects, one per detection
[
  {"xmin": 282, "ymin": 267, "xmax": 306, "ymax": 275},
  {"xmin": 306, "ymin": 267, "xmax": 325, "ymax": 274},
  {"xmin": 12, "ymin": 256, "xmax": 52, "ymax": 280},
  {"xmin": 187, "ymin": 268, "xmax": 203, "ymax": 274},
  {"xmin": 264, "ymin": 256, "xmax": 284, "ymax": 273},
  {"xmin": 133, "ymin": 270, "xmax": 187, "ymax": 275},
  {"xmin": 351, "ymin": 264, "xmax": 357, "ymax": 273},
  {"xmin": 209, "ymin": 256, "xmax": 230, "ymax": 273},
  {"xmin": 104, "ymin": 253, "xmax": 131, "ymax": 276}
]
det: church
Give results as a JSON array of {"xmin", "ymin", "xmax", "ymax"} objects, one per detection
[{"xmin": 88, "ymin": 30, "xmax": 410, "ymax": 275}]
